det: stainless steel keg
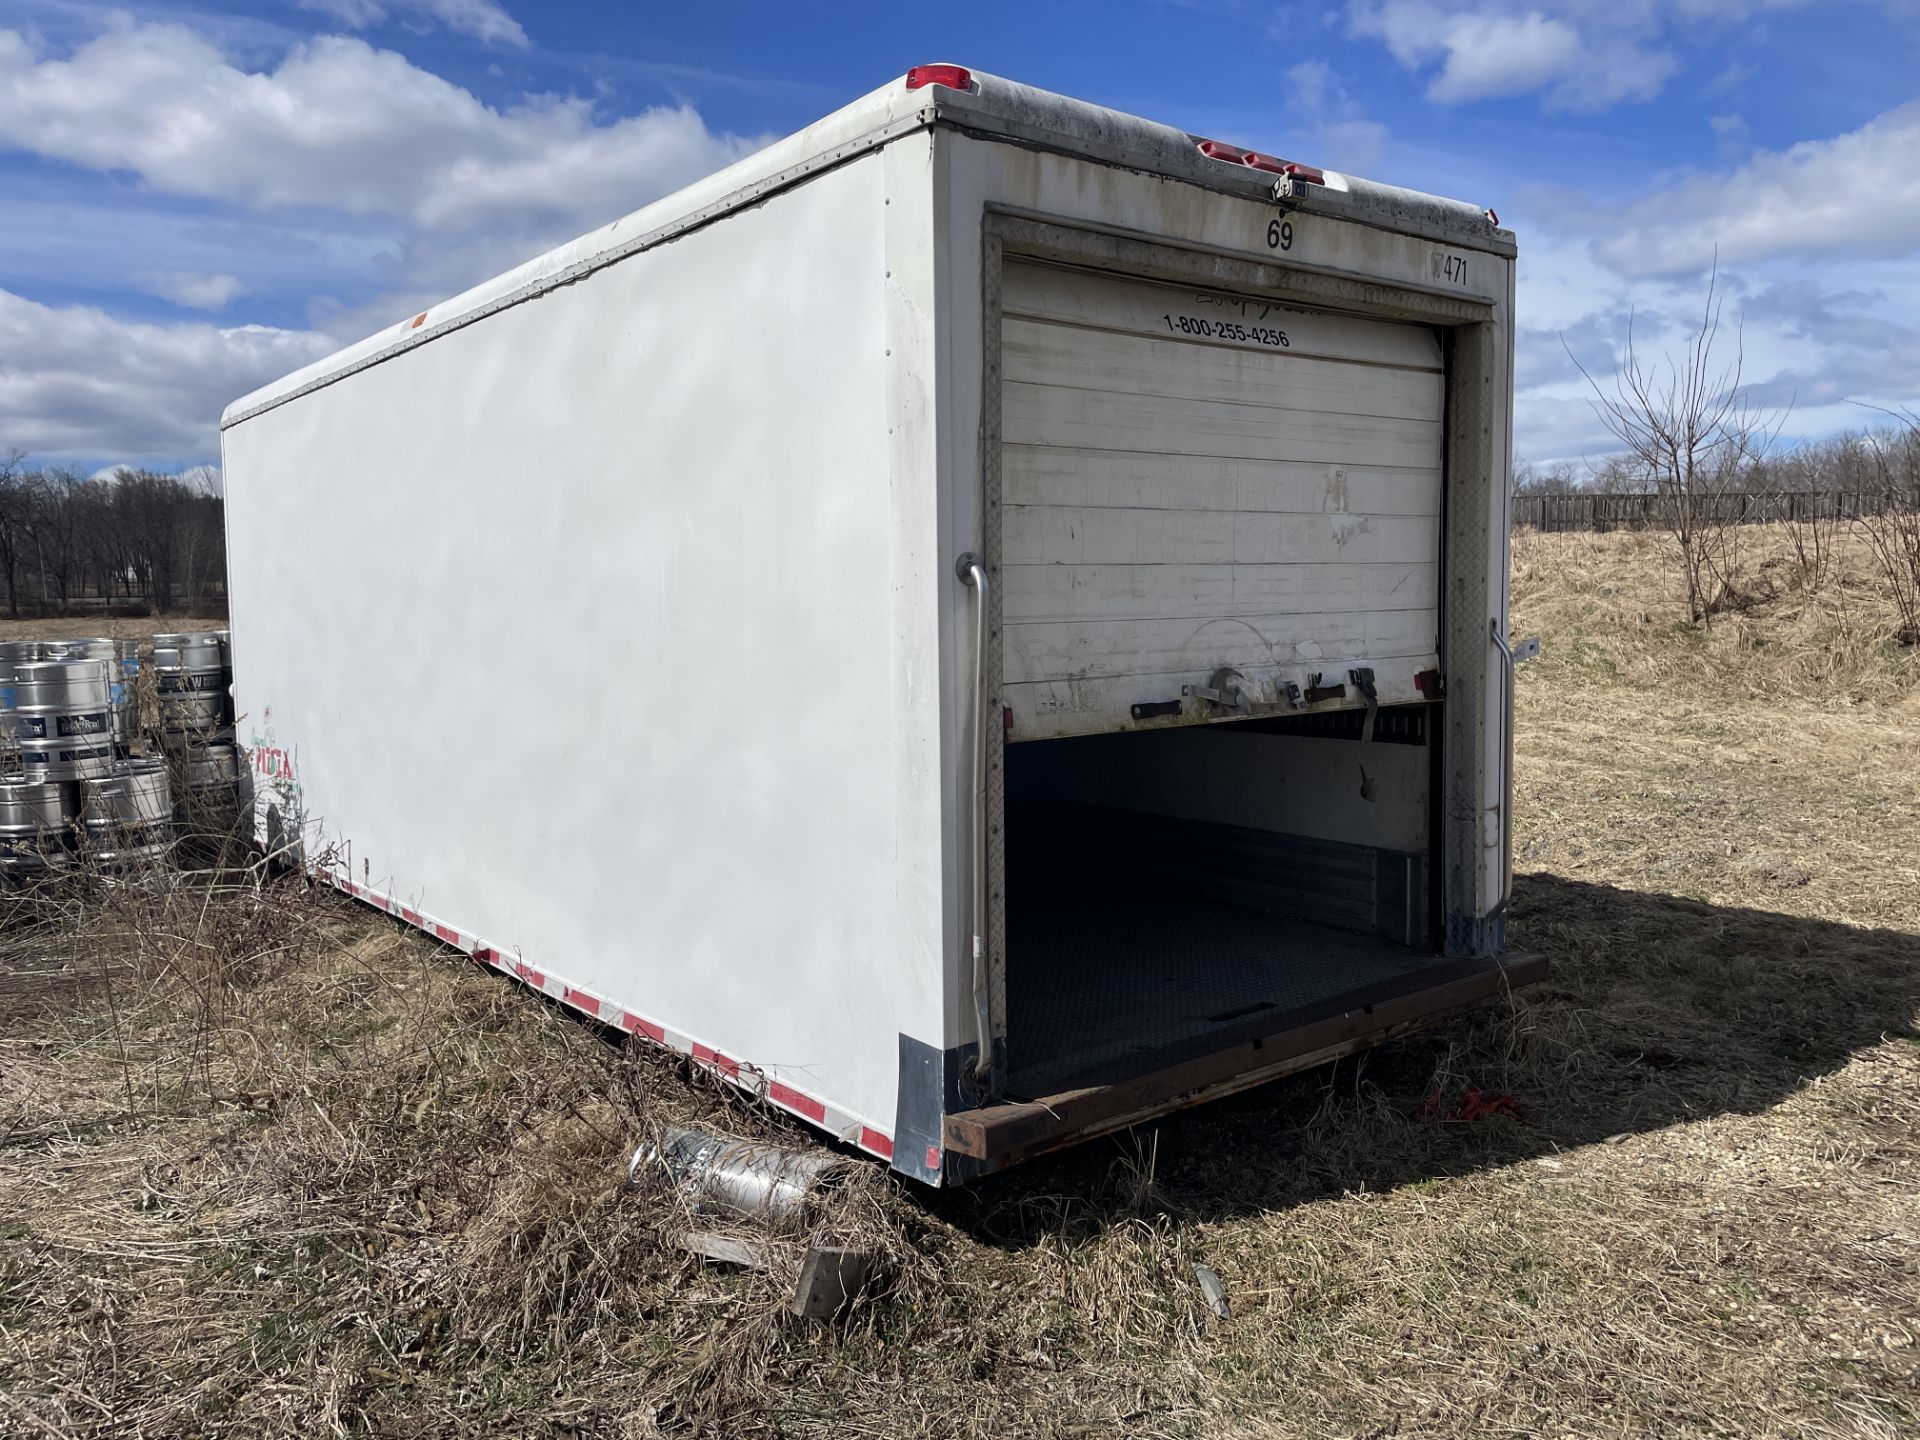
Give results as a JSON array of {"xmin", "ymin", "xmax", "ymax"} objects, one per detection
[
  {"xmin": 0, "ymin": 774, "xmax": 76, "ymax": 875},
  {"xmin": 151, "ymin": 631, "xmax": 228, "ymax": 735},
  {"xmin": 80, "ymin": 757, "xmax": 174, "ymax": 869},
  {"xmin": 14, "ymin": 660, "xmax": 115, "ymax": 780}
]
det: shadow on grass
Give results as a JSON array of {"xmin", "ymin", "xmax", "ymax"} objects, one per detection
[{"xmin": 936, "ymin": 871, "xmax": 1920, "ymax": 1245}]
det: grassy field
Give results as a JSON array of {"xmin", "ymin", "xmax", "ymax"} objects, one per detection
[
  {"xmin": 2, "ymin": 532, "xmax": 1916, "ymax": 1438},
  {"xmin": 0, "ymin": 614, "xmax": 228, "ymax": 642}
]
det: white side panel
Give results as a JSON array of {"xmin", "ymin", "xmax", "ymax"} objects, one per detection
[
  {"xmin": 224, "ymin": 154, "xmax": 941, "ymax": 1147},
  {"xmin": 998, "ymin": 261, "xmax": 1443, "ymax": 739}
]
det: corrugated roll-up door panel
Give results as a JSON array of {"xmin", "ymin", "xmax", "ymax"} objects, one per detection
[{"xmin": 999, "ymin": 261, "xmax": 1445, "ymax": 741}]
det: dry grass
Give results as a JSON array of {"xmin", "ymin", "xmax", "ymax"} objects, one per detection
[
  {"xmin": 0, "ymin": 613, "xmax": 228, "ymax": 642},
  {"xmin": 2, "ymin": 534, "xmax": 1917, "ymax": 1437},
  {"xmin": 1512, "ymin": 521, "xmax": 1920, "ymax": 705}
]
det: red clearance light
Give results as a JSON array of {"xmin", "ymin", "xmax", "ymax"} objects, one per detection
[
  {"xmin": 1201, "ymin": 142, "xmax": 1326, "ymax": 185},
  {"xmin": 906, "ymin": 64, "xmax": 972, "ymax": 91},
  {"xmin": 1197, "ymin": 139, "xmax": 1250, "ymax": 164},
  {"xmin": 1487, "ymin": 207, "xmax": 1501, "ymax": 226}
]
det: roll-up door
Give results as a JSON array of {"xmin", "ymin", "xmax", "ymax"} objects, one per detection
[{"xmin": 999, "ymin": 261, "xmax": 1445, "ymax": 741}]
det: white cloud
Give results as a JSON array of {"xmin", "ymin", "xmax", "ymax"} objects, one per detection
[
  {"xmin": 1590, "ymin": 98, "xmax": 1920, "ymax": 277},
  {"xmin": 301, "ymin": 0, "xmax": 388, "ymax": 27},
  {"xmin": 1703, "ymin": 56, "xmax": 1757, "ymax": 96},
  {"xmin": 1513, "ymin": 262, "xmax": 1920, "ymax": 468},
  {"xmin": 176, "ymin": 463, "xmax": 223, "ymax": 495},
  {"xmin": 88, "ymin": 461, "xmax": 224, "ymax": 493},
  {"xmin": 139, "ymin": 271, "xmax": 246, "ymax": 312},
  {"xmin": 0, "ymin": 23, "xmax": 757, "ymax": 238},
  {"xmin": 0, "ymin": 17, "xmax": 771, "ymax": 464},
  {"xmin": 1510, "ymin": 135, "xmax": 1920, "ymax": 469},
  {"xmin": 298, "ymin": 0, "xmax": 529, "ymax": 48},
  {"xmin": 1343, "ymin": 1, "xmax": 1818, "ymax": 109},
  {"xmin": 1707, "ymin": 110, "xmax": 1751, "ymax": 162},
  {"xmin": 0, "ymin": 287, "xmax": 334, "ymax": 462},
  {"xmin": 1275, "ymin": 59, "xmax": 1391, "ymax": 172},
  {"xmin": 1422, "ymin": 11, "xmax": 1586, "ymax": 103},
  {"xmin": 1286, "ymin": 58, "xmax": 1334, "ymax": 114}
]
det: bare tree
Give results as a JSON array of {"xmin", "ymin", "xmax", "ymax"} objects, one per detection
[
  {"xmin": 1512, "ymin": 459, "xmax": 1582, "ymax": 495},
  {"xmin": 1771, "ymin": 444, "xmax": 1841, "ymax": 592},
  {"xmin": 1571, "ymin": 263, "xmax": 1786, "ymax": 623},
  {"xmin": 1856, "ymin": 412, "xmax": 1920, "ymax": 644},
  {"xmin": 71, "ymin": 482, "xmax": 127, "ymax": 603},
  {"xmin": 0, "ymin": 459, "xmax": 227, "ymax": 615},
  {"xmin": 1588, "ymin": 455, "xmax": 1646, "ymax": 495},
  {"xmin": 26, "ymin": 467, "xmax": 85, "ymax": 613},
  {"xmin": 0, "ymin": 450, "xmax": 25, "ymax": 618}
]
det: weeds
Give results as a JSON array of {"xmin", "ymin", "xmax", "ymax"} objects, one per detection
[
  {"xmin": 1568, "ymin": 263, "xmax": 1785, "ymax": 626},
  {"xmin": 1855, "ymin": 416, "xmax": 1920, "ymax": 644},
  {"xmin": 2, "ymin": 556, "xmax": 1917, "ymax": 1437},
  {"xmin": 1512, "ymin": 520, "xmax": 1920, "ymax": 703}
]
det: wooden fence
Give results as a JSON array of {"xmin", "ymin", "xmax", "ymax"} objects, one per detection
[{"xmin": 1512, "ymin": 490, "xmax": 1906, "ymax": 533}]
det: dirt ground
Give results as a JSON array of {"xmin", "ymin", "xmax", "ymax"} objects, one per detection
[{"xmin": 0, "ymin": 536, "xmax": 1916, "ymax": 1438}]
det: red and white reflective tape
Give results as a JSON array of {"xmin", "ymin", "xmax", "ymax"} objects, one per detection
[{"xmin": 320, "ymin": 868, "xmax": 904, "ymax": 1165}]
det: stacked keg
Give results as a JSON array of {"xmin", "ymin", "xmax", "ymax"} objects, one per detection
[
  {"xmin": 112, "ymin": 638, "xmax": 140, "ymax": 748},
  {"xmin": 0, "ymin": 639, "xmax": 40, "ymax": 766},
  {"xmin": 153, "ymin": 631, "xmax": 241, "ymax": 846},
  {"xmin": 79, "ymin": 756, "xmax": 175, "ymax": 871},
  {"xmin": 0, "ymin": 643, "xmax": 77, "ymax": 871},
  {"xmin": 14, "ymin": 656, "xmax": 116, "ymax": 782},
  {"xmin": 0, "ymin": 775, "xmax": 77, "ymax": 878},
  {"xmin": 152, "ymin": 632, "xmax": 230, "ymax": 736},
  {"xmin": 0, "ymin": 628, "xmax": 232, "ymax": 881},
  {"xmin": 40, "ymin": 637, "xmax": 135, "ymax": 759},
  {"xmin": 177, "ymin": 737, "xmax": 243, "ymax": 833},
  {"xmin": 0, "ymin": 638, "xmax": 36, "ymax": 706}
]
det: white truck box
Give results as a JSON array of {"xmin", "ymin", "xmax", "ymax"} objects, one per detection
[{"xmin": 222, "ymin": 65, "xmax": 1540, "ymax": 1183}]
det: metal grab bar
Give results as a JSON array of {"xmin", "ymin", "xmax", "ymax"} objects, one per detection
[
  {"xmin": 955, "ymin": 552, "xmax": 993, "ymax": 1085},
  {"xmin": 1489, "ymin": 617, "xmax": 1516, "ymax": 920}
]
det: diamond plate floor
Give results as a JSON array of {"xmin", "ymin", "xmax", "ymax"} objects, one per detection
[{"xmin": 1003, "ymin": 881, "xmax": 1444, "ymax": 1097}]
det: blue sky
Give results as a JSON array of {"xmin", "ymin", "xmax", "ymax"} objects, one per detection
[{"xmin": 3, "ymin": 0, "xmax": 1919, "ymax": 474}]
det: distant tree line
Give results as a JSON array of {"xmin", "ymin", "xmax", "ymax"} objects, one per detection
[
  {"xmin": 1513, "ymin": 426, "xmax": 1916, "ymax": 499},
  {"xmin": 1512, "ymin": 428, "xmax": 1917, "ymax": 535},
  {"xmin": 0, "ymin": 452, "xmax": 225, "ymax": 617}
]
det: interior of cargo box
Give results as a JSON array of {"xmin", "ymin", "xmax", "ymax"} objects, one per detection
[{"xmin": 1001, "ymin": 706, "xmax": 1456, "ymax": 1097}]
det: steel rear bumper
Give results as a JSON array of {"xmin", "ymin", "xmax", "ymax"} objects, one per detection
[{"xmin": 943, "ymin": 950, "xmax": 1548, "ymax": 1173}]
